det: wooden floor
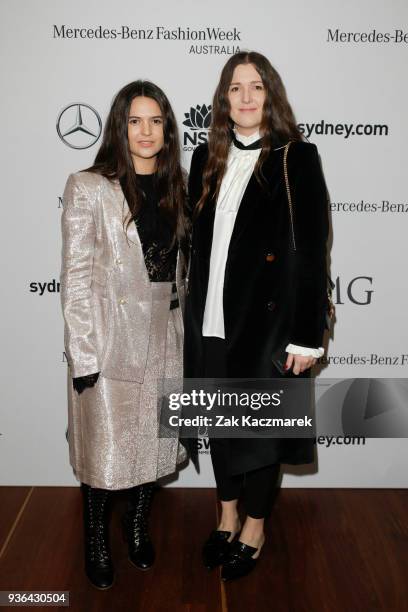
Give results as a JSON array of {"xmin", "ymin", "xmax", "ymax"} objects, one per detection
[{"xmin": 0, "ymin": 487, "xmax": 407, "ymax": 612}]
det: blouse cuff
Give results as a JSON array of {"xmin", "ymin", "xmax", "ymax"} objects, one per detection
[{"xmin": 285, "ymin": 344, "xmax": 324, "ymax": 358}]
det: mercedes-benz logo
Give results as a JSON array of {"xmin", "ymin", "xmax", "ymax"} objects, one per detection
[{"xmin": 56, "ymin": 103, "xmax": 102, "ymax": 150}]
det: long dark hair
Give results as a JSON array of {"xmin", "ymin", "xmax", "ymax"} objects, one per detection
[
  {"xmin": 86, "ymin": 80, "xmax": 187, "ymax": 245},
  {"xmin": 196, "ymin": 51, "xmax": 303, "ymax": 215}
]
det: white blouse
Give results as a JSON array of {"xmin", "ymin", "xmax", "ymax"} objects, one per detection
[{"xmin": 201, "ymin": 130, "xmax": 324, "ymax": 359}]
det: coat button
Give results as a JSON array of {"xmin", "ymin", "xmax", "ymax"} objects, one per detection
[
  {"xmin": 116, "ymin": 258, "xmax": 122, "ymax": 265},
  {"xmin": 119, "ymin": 298, "xmax": 127, "ymax": 305},
  {"xmin": 266, "ymin": 253, "xmax": 275, "ymax": 262},
  {"xmin": 267, "ymin": 300, "xmax": 275, "ymax": 311}
]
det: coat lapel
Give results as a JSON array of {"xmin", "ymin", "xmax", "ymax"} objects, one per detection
[
  {"xmin": 109, "ymin": 179, "xmax": 151, "ymax": 286},
  {"xmin": 227, "ymin": 172, "xmax": 263, "ymax": 253},
  {"xmin": 195, "ymin": 167, "xmax": 264, "ymax": 259},
  {"xmin": 195, "ymin": 192, "xmax": 216, "ymax": 260},
  {"xmin": 111, "ymin": 181, "xmax": 139, "ymax": 247},
  {"xmin": 109, "ymin": 177, "xmax": 186, "ymax": 286},
  {"xmin": 228, "ymin": 148, "xmax": 286, "ymax": 253},
  {"xmin": 195, "ymin": 147, "xmax": 284, "ymax": 259}
]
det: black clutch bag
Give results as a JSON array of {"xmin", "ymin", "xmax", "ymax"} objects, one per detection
[{"xmin": 271, "ymin": 350, "xmax": 289, "ymax": 375}]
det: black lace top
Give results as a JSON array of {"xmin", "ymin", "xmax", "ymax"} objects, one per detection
[{"xmin": 134, "ymin": 173, "xmax": 177, "ymax": 282}]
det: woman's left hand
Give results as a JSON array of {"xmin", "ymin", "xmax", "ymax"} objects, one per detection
[{"xmin": 285, "ymin": 353, "xmax": 316, "ymax": 375}]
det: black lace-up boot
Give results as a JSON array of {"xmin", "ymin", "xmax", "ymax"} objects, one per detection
[
  {"xmin": 122, "ymin": 482, "xmax": 155, "ymax": 570},
  {"xmin": 81, "ymin": 483, "xmax": 114, "ymax": 589}
]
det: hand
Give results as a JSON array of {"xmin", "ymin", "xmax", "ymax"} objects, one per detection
[
  {"xmin": 285, "ymin": 354, "xmax": 316, "ymax": 375},
  {"xmin": 73, "ymin": 372, "xmax": 100, "ymax": 394}
]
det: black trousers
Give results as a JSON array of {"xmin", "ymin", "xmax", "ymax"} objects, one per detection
[{"xmin": 203, "ymin": 337, "xmax": 281, "ymax": 519}]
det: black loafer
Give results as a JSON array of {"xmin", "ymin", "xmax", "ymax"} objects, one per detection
[
  {"xmin": 221, "ymin": 540, "xmax": 259, "ymax": 581},
  {"xmin": 202, "ymin": 530, "xmax": 233, "ymax": 570}
]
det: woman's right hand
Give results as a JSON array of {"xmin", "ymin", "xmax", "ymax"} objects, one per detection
[
  {"xmin": 285, "ymin": 354, "xmax": 316, "ymax": 375},
  {"xmin": 73, "ymin": 372, "xmax": 100, "ymax": 394}
]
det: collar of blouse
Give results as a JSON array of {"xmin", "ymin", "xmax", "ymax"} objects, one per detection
[{"xmin": 231, "ymin": 129, "xmax": 262, "ymax": 152}]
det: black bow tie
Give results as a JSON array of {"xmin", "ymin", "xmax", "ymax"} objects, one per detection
[{"xmin": 230, "ymin": 130, "xmax": 263, "ymax": 150}]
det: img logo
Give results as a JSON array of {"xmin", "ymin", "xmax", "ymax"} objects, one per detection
[
  {"xmin": 182, "ymin": 104, "xmax": 212, "ymax": 151},
  {"xmin": 334, "ymin": 276, "xmax": 374, "ymax": 306}
]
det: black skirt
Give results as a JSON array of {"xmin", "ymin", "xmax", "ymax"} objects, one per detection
[{"xmin": 201, "ymin": 337, "xmax": 316, "ymax": 476}]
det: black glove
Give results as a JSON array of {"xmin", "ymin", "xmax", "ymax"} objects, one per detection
[{"xmin": 73, "ymin": 372, "xmax": 100, "ymax": 394}]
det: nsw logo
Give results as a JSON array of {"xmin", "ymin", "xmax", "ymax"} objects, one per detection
[{"xmin": 182, "ymin": 104, "xmax": 212, "ymax": 151}]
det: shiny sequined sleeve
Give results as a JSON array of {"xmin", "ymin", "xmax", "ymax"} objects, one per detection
[{"xmin": 60, "ymin": 173, "xmax": 100, "ymax": 377}]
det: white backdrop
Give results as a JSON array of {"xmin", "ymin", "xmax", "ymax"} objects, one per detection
[{"xmin": 0, "ymin": 0, "xmax": 407, "ymax": 487}]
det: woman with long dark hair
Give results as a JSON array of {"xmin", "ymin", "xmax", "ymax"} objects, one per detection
[
  {"xmin": 60, "ymin": 80, "xmax": 189, "ymax": 589},
  {"xmin": 184, "ymin": 51, "xmax": 329, "ymax": 581}
]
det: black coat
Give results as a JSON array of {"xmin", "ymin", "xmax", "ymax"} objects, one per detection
[{"xmin": 183, "ymin": 139, "xmax": 329, "ymax": 473}]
